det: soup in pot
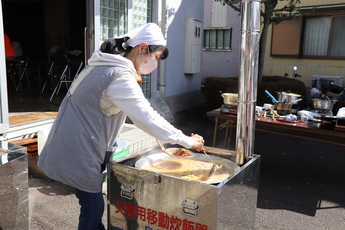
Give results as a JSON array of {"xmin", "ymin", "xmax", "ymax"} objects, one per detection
[{"xmin": 142, "ymin": 158, "xmax": 234, "ymax": 184}]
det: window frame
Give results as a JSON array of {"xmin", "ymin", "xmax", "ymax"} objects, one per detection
[
  {"xmin": 0, "ymin": 6, "xmax": 9, "ymax": 133},
  {"xmin": 203, "ymin": 27, "xmax": 232, "ymax": 51},
  {"xmin": 270, "ymin": 7, "xmax": 345, "ymax": 60},
  {"xmin": 302, "ymin": 14, "xmax": 345, "ymax": 59},
  {"xmin": 271, "ymin": 18, "xmax": 303, "ymax": 58}
]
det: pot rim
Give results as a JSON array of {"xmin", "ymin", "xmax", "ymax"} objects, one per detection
[{"xmin": 278, "ymin": 92, "xmax": 301, "ymax": 97}]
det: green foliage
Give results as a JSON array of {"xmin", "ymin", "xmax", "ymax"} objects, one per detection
[
  {"xmin": 216, "ymin": 0, "xmax": 303, "ymax": 24},
  {"xmin": 215, "ymin": 0, "xmax": 308, "ymax": 82},
  {"xmin": 203, "ymin": 76, "xmax": 306, "ymax": 110}
]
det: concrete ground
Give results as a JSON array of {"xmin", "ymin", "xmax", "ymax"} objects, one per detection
[{"xmin": 8, "ymin": 91, "xmax": 345, "ymax": 230}]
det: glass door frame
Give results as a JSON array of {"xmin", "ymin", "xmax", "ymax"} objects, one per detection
[
  {"xmin": 85, "ymin": 0, "xmax": 101, "ymax": 63},
  {"xmin": 0, "ymin": 1, "xmax": 10, "ymax": 133}
]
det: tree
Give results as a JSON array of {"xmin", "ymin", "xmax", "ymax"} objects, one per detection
[{"xmin": 216, "ymin": 0, "xmax": 303, "ymax": 82}]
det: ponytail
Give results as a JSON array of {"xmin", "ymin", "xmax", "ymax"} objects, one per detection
[{"xmin": 100, "ymin": 36, "xmax": 133, "ymax": 55}]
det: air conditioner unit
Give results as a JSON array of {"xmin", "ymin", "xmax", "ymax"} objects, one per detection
[
  {"xmin": 311, "ymin": 75, "xmax": 343, "ymax": 88},
  {"xmin": 311, "ymin": 75, "xmax": 343, "ymax": 97}
]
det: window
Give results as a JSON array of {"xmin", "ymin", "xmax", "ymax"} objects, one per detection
[
  {"xmin": 132, "ymin": 0, "xmax": 152, "ymax": 98},
  {"xmin": 100, "ymin": 0, "xmax": 127, "ymax": 40},
  {"xmin": 303, "ymin": 16, "xmax": 345, "ymax": 57},
  {"xmin": 203, "ymin": 28, "xmax": 232, "ymax": 51},
  {"xmin": 132, "ymin": 0, "xmax": 152, "ymax": 29},
  {"xmin": 212, "ymin": 1, "xmax": 227, "ymax": 27},
  {"xmin": 100, "ymin": 0, "xmax": 153, "ymax": 98},
  {"xmin": 271, "ymin": 9, "xmax": 345, "ymax": 59},
  {"xmin": 271, "ymin": 18, "xmax": 302, "ymax": 57}
]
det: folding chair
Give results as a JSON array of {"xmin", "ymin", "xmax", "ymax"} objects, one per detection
[
  {"xmin": 67, "ymin": 58, "xmax": 83, "ymax": 82},
  {"xmin": 15, "ymin": 59, "xmax": 30, "ymax": 91},
  {"xmin": 6, "ymin": 60, "xmax": 18, "ymax": 90},
  {"xmin": 40, "ymin": 56, "xmax": 68, "ymax": 100},
  {"xmin": 49, "ymin": 58, "xmax": 83, "ymax": 101}
]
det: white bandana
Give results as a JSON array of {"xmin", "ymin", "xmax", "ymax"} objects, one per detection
[{"xmin": 120, "ymin": 23, "xmax": 167, "ymax": 47}]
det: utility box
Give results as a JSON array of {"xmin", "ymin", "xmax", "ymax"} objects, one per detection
[{"xmin": 184, "ymin": 18, "xmax": 202, "ymax": 74}]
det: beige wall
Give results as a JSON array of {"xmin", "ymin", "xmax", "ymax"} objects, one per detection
[
  {"xmin": 277, "ymin": 0, "xmax": 345, "ymax": 7},
  {"xmin": 263, "ymin": 0, "xmax": 345, "ymax": 87}
]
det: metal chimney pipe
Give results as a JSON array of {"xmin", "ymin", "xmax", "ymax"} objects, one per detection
[{"xmin": 236, "ymin": 0, "xmax": 261, "ymax": 164}]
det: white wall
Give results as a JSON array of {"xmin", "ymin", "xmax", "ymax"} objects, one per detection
[
  {"xmin": 165, "ymin": 0, "xmax": 204, "ymax": 98},
  {"xmin": 158, "ymin": 0, "xmax": 204, "ymax": 113},
  {"xmin": 202, "ymin": 0, "xmax": 241, "ymax": 82}
]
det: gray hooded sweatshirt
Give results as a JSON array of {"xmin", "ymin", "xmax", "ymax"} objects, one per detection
[{"xmin": 38, "ymin": 51, "xmax": 194, "ymax": 193}]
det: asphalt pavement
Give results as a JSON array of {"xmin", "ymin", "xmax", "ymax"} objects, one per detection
[{"xmin": 28, "ymin": 103, "xmax": 345, "ymax": 230}]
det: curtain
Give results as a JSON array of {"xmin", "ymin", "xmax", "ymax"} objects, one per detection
[
  {"xmin": 329, "ymin": 16, "xmax": 345, "ymax": 57},
  {"xmin": 303, "ymin": 17, "xmax": 331, "ymax": 56}
]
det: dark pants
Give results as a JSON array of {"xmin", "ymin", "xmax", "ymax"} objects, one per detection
[{"xmin": 73, "ymin": 188, "xmax": 106, "ymax": 230}]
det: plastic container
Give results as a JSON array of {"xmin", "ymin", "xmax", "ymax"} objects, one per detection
[
  {"xmin": 104, "ymin": 139, "xmax": 130, "ymax": 182},
  {"xmin": 112, "ymin": 146, "xmax": 130, "ymax": 160}
]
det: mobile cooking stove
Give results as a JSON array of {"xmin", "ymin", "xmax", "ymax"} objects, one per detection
[
  {"xmin": 108, "ymin": 0, "xmax": 261, "ymax": 228},
  {"xmin": 107, "ymin": 146, "xmax": 260, "ymax": 230}
]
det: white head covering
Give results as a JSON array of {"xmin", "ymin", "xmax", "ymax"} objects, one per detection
[{"xmin": 121, "ymin": 23, "xmax": 167, "ymax": 47}]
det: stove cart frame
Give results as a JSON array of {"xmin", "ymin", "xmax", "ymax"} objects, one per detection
[{"xmin": 108, "ymin": 147, "xmax": 260, "ymax": 230}]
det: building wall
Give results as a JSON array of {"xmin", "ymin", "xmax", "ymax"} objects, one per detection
[
  {"xmin": 164, "ymin": 0, "xmax": 204, "ymax": 113},
  {"xmin": 201, "ymin": 0, "xmax": 345, "ymax": 89},
  {"xmin": 201, "ymin": 0, "xmax": 241, "ymax": 83},
  {"xmin": 263, "ymin": 0, "xmax": 345, "ymax": 87},
  {"xmin": 281, "ymin": 0, "xmax": 345, "ymax": 6}
]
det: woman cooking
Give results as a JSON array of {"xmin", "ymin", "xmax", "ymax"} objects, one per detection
[{"xmin": 37, "ymin": 23, "xmax": 205, "ymax": 230}]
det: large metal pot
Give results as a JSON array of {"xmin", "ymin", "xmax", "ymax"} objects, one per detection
[
  {"xmin": 275, "ymin": 102, "xmax": 293, "ymax": 115},
  {"xmin": 221, "ymin": 93, "xmax": 238, "ymax": 106},
  {"xmin": 277, "ymin": 91, "xmax": 301, "ymax": 104},
  {"xmin": 312, "ymin": 99, "xmax": 337, "ymax": 111}
]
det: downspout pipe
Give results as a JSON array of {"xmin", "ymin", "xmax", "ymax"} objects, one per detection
[{"xmin": 236, "ymin": 0, "xmax": 261, "ymax": 164}]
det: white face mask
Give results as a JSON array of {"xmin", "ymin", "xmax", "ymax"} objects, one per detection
[{"xmin": 139, "ymin": 48, "xmax": 157, "ymax": 75}]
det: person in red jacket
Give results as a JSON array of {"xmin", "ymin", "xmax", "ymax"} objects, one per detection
[{"xmin": 4, "ymin": 34, "xmax": 15, "ymax": 60}]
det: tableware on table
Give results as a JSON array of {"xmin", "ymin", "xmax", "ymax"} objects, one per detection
[
  {"xmin": 277, "ymin": 116, "xmax": 299, "ymax": 123},
  {"xmin": 297, "ymin": 110, "xmax": 322, "ymax": 122},
  {"xmin": 300, "ymin": 115, "xmax": 308, "ymax": 123},
  {"xmin": 337, "ymin": 107, "xmax": 345, "ymax": 117}
]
